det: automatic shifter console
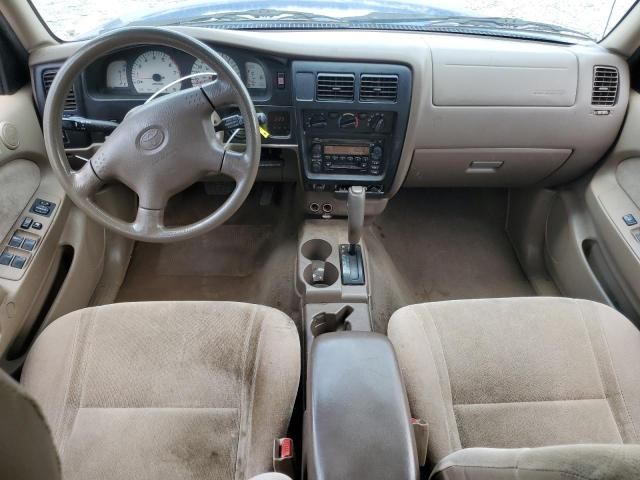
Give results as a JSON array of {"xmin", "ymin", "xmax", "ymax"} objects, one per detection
[{"xmin": 340, "ymin": 186, "xmax": 366, "ymax": 285}]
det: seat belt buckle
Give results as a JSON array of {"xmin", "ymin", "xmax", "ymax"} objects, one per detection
[
  {"xmin": 273, "ymin": 437, "xmax": 295, "ymax": 478},
  {"xmin": 411, "ymin": 418, "xmax": 429, "ymax": 467}
]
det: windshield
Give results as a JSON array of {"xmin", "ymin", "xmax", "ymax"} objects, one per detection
[{"xmin": 31, "ymin": 0, "xmax": 636, "ymax": 42}]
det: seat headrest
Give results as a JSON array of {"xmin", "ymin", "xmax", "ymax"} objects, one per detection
[{"xmin": 0, "ymin": 369, "xmax": 60, "ymax": 480}]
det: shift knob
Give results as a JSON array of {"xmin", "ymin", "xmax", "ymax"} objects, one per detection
[{"xmin": 347, "ymin": 186, "xmax": 366, "ymax": 247}]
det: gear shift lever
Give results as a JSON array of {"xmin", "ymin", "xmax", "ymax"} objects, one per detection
[
  {"xmin": 347, "ymin": 186, "xmax": 366, "ymax": 253},
  {"xmin": 340, "ymin": 186, "xmax": 366, "ymax": 285}
]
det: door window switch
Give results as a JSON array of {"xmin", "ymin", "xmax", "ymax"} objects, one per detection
[
  {"xmin": 22, "ymin": 238, "xmax": 37, "ymax": 251},
  {"xmin": 623, "ymin": 214, "xmax": 638, "ymax": 226},
  {"xmin": 11, "ymin": 255, "xmax": 26, "ymax": 269},
  {"xmin": 21, "ymin": 217, "xmax": 33, "ymax": 229},
  {"xmin": 32, "ymin": 222, "xmax": 43, "ymax": 230},
  {"xmin": 0, "ymin": 251, "xmax": 13, "ymax": 266},
  {"xmin": 9, "ymin": 234, "xmax": 24, "ymax": 248}
]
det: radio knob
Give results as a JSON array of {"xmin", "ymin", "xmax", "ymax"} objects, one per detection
[
  {"xmin": 371, "ymin": 145, "xmax": 383, "ymax": 161},
  {"xmin": 338, "ymin": 113, "xmax": 358, "ymax": 129},
  {"xmin": 311, "ymin": 143, "xmax": 322, "ymax": 157}
]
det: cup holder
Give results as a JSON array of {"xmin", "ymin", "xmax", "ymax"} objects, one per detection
[
  {"xmin": 301, "ymin": 239, "xmax": 332, "ymax": 261},
  {"xmin": 311, "ymin": 306, "xmax": 354, "ymax": 336},
  {"xmin": 304, "ymin": 262, "xmax": 339, "ymax": 288}
]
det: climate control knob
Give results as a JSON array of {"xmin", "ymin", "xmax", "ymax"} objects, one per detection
[
  {"xmin": 371, "ymin": 145, "xmax": 383, "ymax": 161},
  {"xmin": 338, "ymin": 113, "xmax": 358, "ymax": 129}
]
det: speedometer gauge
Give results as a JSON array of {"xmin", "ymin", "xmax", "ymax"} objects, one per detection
[
  {"xmin": 245, "ymin": 62, "xmax": 267, "ymax": 89},
  {"xmin": 131, "ymin": 50, "xmax": 181, "ymax": 94}
]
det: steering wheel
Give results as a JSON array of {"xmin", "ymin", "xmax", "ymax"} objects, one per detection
[{"xmin": 43, "ymin": 27, "xmax": 261, "ymax": 242}]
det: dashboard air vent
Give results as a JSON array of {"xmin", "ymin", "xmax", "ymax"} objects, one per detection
[
  {"xmin": 42, "ymin": 69, "xmax": 77, "ymax": 111},
  {"xmin": 316, "ymin": 73, "xmax": 355, "ymax": 101},
  {"xmin": 360, "ymin": 74, "xmax": 398, "ymax": 102},
  {"xmin": 591, "ymin": 66, "xmax": 618, "ymax": 107}
]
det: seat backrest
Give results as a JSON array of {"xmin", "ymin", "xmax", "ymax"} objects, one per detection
[
  {"xmin": 0, "ymin": 369, "xmax": 60, "ymax": 480},
  {"xmin": 430, "ymin": 444, "xmax": 640, "ymax": 479}
]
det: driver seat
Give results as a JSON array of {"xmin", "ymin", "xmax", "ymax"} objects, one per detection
[{"xmin": 12, "ymin": 301, "xmax": 301, "ymax": 480}]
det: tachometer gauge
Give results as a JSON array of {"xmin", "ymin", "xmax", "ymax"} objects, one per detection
[
  {"xmin": 190, "ymin": 59, "xmax": 216, "ymax": 87},
  {"xmin": 131, "ymin": 50, "xmax": 181, "ymax": 94},
  {"xmin": 245, "ymin": 62, "xmax": 267, "ymax": 89}
]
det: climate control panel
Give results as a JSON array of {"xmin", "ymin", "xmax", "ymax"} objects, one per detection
[
  {"xmin": 292, "ymin": 61, "xmax": 412, "ymax": 194},
  {"xmin": 303, "ymin": 111, "xmax": 395, "ymax": 134}
]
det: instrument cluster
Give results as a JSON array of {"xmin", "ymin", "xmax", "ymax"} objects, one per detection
[{"xmin": 93, "ymin": 46, "xmax": 269, "ymax": 96}]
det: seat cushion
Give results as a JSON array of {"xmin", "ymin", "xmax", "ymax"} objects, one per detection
[
  {"xmin": 21, "ymin": 301, "xmax": 300, "ymax": 480},
  {"xmin": 387, "ymin": 297, "xmax": 640, "ymax": 466},
  {"xmin": 431, "ymin": 444, "xmax": 640, "ymax": 480}
]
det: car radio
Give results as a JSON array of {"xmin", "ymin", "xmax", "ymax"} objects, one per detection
[{"xmin": 310, "ymin": 139, "xmax": 385, "ymax": 176}]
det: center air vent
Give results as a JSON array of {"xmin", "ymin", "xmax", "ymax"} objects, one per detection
[
  {"xmin": 42, "ymin": 69, "xmax": 77, "ymax": 112},
  {"xmin": 316, "ymin": 73, "xmax": 355, "ymax": 101},
  {"xmin": 360, "ymin": 74, "xmax": 399, "ymax": 102},
  {"xmin": 592, "ymin": 66, "xmax": 618, "ymax": 107}
]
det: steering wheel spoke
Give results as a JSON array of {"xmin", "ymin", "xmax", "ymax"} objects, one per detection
[
  {"xmin": 200, "ymin": 78, "xmax": 241, "ymax": 108},
  {"xmin": 72, "ymin": 162, "xmax": 104, "ymax": 198},
  {"xmin": 132, "ymin": 206, "xmax": 165, "ymax": 236},
  {"xmin": 220, "ymin": 149, "xmax": 252, "ymax": 184}
]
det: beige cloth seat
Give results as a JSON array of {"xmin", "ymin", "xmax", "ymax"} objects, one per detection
[
  {"xmin": 388, "ymin": 297, "xmax": 640, "ymax": 478},
  {"xmin": 15, "ymin": 301, "xmax": 300, "ymax": 480}
]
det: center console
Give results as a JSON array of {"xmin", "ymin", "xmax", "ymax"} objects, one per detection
[{"xmin": 292, "ymin": 62, "xmax": 412, "ymax": 195}]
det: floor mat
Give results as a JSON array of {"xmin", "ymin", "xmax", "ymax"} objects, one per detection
[
  {"xmin": 366, "ymin": 188, "xmax": 536, "ymax": 332},
  {"xmin": 116, "ymin": 183, "xmax": 301, "ymax": 323}
]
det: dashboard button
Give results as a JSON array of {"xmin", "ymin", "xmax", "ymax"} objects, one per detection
[
  {"xmin": 623, "ymin": 214, "xmax": 638, "ymax": 226},
  {"xmin": 0, "ymin": 251, "xmax": 13, "ymax": 266},
  {"xmin": 21, "ymin": 217, "xmax": 33, "ymax": 229},
  {"xmin": 9, "ymin": 234, "xmax": 23, "ymax": 248},
  {"xmin": 32, "ymin": 222, "xmax": 43, "ymax": 230},
  {"xmin": 22, "ymin": 238, "xmax": 37, "ymax": 252},
  {"xmin": 11, "ymin": 255, "xmax": 26, "ymax": 269},
  {"xmin": 33, "ymin": 204, "xmax": 50, "ymax": 216}
]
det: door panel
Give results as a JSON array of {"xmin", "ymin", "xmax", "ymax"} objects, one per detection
[
  {"xmin": 0, "ymin": 86, "xmax": 107, "ymax": 373},
  {"xmin": 0, "ymin": 159, "xmax": 40, "ymax": 241}
]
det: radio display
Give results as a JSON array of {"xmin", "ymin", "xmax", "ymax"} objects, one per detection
[{"xmin": 324, "ymin": 145, "xmax": 369, "ymax": 156}]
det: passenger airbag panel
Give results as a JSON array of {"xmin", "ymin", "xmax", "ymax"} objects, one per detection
[{"xmin": 432, "ymin": 42, "xmax": 578, "ymax": 107}]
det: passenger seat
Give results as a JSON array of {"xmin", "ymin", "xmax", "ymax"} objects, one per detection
[{"xmin": 388, "ymin": 297, "xmax": 640, "ymax": 479}]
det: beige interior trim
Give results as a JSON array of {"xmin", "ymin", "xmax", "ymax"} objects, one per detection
[
  {"xmin": 601, "ymin": 1, "xmax": 640, "ymax": 57},
  {"xmin": 0, "ymin": 1, "xmax": 57, "ymax": 52}
]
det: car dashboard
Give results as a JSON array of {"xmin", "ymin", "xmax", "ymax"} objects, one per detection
[{"xmin": 30, "ymin": 28, "xmax": 630, "ymax": 201}]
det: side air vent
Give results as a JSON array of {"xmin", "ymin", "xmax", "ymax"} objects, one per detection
[
  {"xmin": 360, "ymin": 74, "xmax": 399, "ymax": 102},
  {"xmin": 316, "ymin": 73, "xmax": 355, "ymax": 101},
  {"xmin": 592, "ymin": 66, "xmax": 618, "ymax": 106},
  {"xmin": 42, "ymin": 69, "xmax": 77, "ymax": 111}
]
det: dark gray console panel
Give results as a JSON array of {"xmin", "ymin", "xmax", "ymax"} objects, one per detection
[
  {"xmin": 292, "ymin": 61, "xmax": 411, "ymax": 195},
  {"xmin": 306, "ymin": 332, "xmax": 418, "ymax": 480}
]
